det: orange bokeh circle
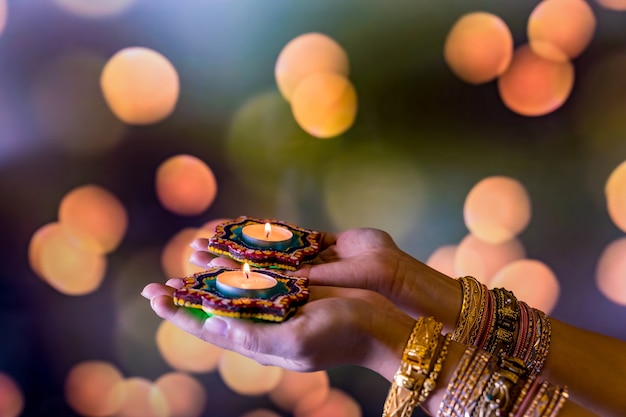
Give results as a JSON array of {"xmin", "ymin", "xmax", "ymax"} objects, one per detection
[
  {"xmin": 33, "ymin": 222, "xmax": 107, "ymax": 295},
  {"xmin": 291, "ymin": 72, "xmax": 357, "ymax": 139},
  {"xmin": 275, "ymin": 32, "xmax": 349, "ymax": 102},
  {"xmin": 498, "ymin": 44, "xmax": 574, "ymax": 117},
  {"xmin": 0, "ymin": 373, "xmax": 24, "ymax": 417},
  {"xmin": 596, "ymin": 237, "xmax": 626, "ymax": 306},
  {"xmin": 156, "ymin": 320, "xmax": 223, "ymax": 373},
  {"xmin": 528, "ymin": 0, "xmax": 596, "ymax": 62},
  {"xmin": 155, "ymin": 154, "xmax": 218, "ymax": 216},
  {"xmin": 65, "ymin": 361, "xmax": 125, "ymax": 417},
  {"xmin": 454, "ymin": 234, "xmax": 526, "ymax": 286},
  {"xmin": 269, "ymin": 370, "xmax": 329, "ymax": 414},
  {"xmin": 596, "ymin": 0, "xmax": 626, "ymax": 10},
  {"xmin": 463, "ymin": 176, "xmax": 531, "ymax": 244},
  {"xmin": 154, "ymin": 372, "xmax": 207, "ymax": 417},
  {"xmin": 101, "ymin": 46, "xmax": 179, "ymax": 125},
  {"xmin": 605, "ymin": 160, "xmax": 626, "ymax": 233},
  {"xmin": 444, "ymin": 12, "xmax": 513, "ymax": 84},
  {"xmin": 218, "ymin": 350, "xmax": 283, "ymax": 396},
  {"xmin": 58, "ymin": 184, "xmax": 128, "ymax": 254},
  {"xmin": 490, "ymin": 259, "xmax": 560, "ymax": 313}
]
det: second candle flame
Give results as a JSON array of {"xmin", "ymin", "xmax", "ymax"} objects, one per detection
[
  {"xmin": 264, "ymin": 222, "xmax": 272, "ymax": 238},
  {"xmin": 243, "ymin": 262, "xmax": 251, "ymax": 279}
]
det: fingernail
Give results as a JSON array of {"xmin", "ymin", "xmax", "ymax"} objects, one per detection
[
  {"xmin": 204, "ymin": 316, "xmax": 228, "ymax": 336},
  {"xmin": 140, "ymin": 288, "xmax": 149, "ymax": 299}
]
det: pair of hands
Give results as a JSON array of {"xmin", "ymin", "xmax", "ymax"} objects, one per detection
[{"xmin": 142, "ymin": 228, "xmax": 455, "ymax": 379}]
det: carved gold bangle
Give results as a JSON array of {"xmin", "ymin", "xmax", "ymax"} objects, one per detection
[
  {"xmin": 382, "ymin": 317, "xmax": 443, "ymax": 417},
  {"xmin": 453, "ymin": 276, "xmax": 486, "ymax": 345},
  {"xmin": 419, "ymin": 333, "xmax": 452, "ymax": 402}
]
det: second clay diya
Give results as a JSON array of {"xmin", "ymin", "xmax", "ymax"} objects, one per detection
[
  {"xmin": 173, "ymin": 266, "xmax": 310, "ymax": 322},
  {"xmin": 207, "ymin": 216, "xmax": 322, "ymax": 270}
]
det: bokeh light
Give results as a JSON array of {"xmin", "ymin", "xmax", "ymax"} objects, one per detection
[
  {"xmin": 275, "ymin": 32, "xmax": 349, "ymax": 102},
  {"xmin": 29, "ymin": 222, "xmax": 61, "ymax": 279},
  {"xmin": 58, "ymin": 184, "xmax": 128, "ymax": 254},
  {"xmin": 65, "ymin": 361, "xmax": 125, "ymax": 417},
  {"xmin": 154, "ymin": 372, "xmax": 207, "ymax": 417},
  {"xmin": 0, "ymin": 0, "xmax": 7, "ymax": 37},
  {"xmin": 426, "ymin": 244, "xmax": 457, "ymax": 278},
  {"xmin": 463, "ymin": 176, "xmax": 531, "ymax": 244},
  {"xmin": 454, "ymin": 234, "xmax": 526, "ymax": 286},
  {"xmin": 0, "ymin": 373, "xmax": 24, "ymax": 417},
  {"xmin": 444, "ymin": 12, "xmax": 513, "ymax": 84},
  {"xmin": 114, "ymin": 377, "xmax": 167, "ymax": 417},
  {"xmin": 490, "ymin": 259, "xmax": 560, "ymax": 313},
  {"xmin": 161, "ymin": 227, "xmax": 200, "ymax": 278},
  {"xmin": 32, "ymin": 221, "xmax": 107, "ymax": 295},
  {"xmin": 156, "ymin": 320, "xmax": 223, "ymax": 373},
  {"xmin": 596, "ymin": 237, "xmax": 626, "ymax": 306},
  {"xmin": 323, "ymin": 145, "xmax": 427, "ymax": 246},
  {"xmin": 596, "ymin": 0, "xmax": 626, "ymax": 10},
  {"xmin": 53, "ymin": 0, "xmax": 136, "ymax": 18},
  {"xmin": 291, "ymin": 72, "xmax": 357, "ymax": 139},
  {"xmin": 101, "ymin": 47, "xmax": 179, "ymax": 125},
  {"xmin": 155, "ymin": 154, "xmax": 218, "ymax": 216},
  {"xmin": 30, "ymin": 52, "xmax": 127, "ymax": 154},
  {"xmin": 218, "ymin": 350, "xmax": 283, "ymax": 396},
  {"xmin": 296, "ymin": 388, "xmax": 361, "ymax": 417},
  {"xmin": 269, "ymin": 370, "xmax": 330, "ymax": 414},
  {"xmin": 497, "ymin": 44, "xmax": 575, "ymax": 116},
  {"xmin": 528, "ymin": 0, "xmax": 596, "ymax": 62},
  {"xmin": 605, "ymin": 160, "xmax": 626, "ymax": 232}
]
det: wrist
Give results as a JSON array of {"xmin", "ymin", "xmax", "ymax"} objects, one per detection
[{"xmin": 401, "ymin": 256, "xmax": 463, "ymax": 333}]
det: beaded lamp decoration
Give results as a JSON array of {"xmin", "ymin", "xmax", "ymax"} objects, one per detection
[
  {"xmin": 207, "ymin": 216, "xmax": 322, "ymax": 270},
  {"xmin": 173, "ymin": 266, "xmax": 310, "ymax": 322}
]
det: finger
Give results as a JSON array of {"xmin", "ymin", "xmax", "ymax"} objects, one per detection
[
  {"xmin": 165, "ymin": 278, "xmax": 185, "ymax": 289},
  {"xmin": 141, "ymin": 283, "xmax": 175, "ymax": 299},
  {"xmin": 208, "ymin": 257, "xmax": 240, "ymax": 268},
  {"xmin": 318, "ymin": 231, "xmax": 337, "ymax": 249},
  {"xmin": 189, "ymin": 251, "xmax": 216, "ymax": 268},
  {"xmin": 190, "ymin": 238, "xmax": 209, "ymax": 251},
  {"xmin": 150, "ymin": 295, "xmax": 207, "ymax": 336}
]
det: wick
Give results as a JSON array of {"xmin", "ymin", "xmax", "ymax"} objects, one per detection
[
  {"xmin": 265, "ymin": 231, "xmax": 270, "ymax": 238},
  {"xmin": 244, "ymin": 271, "xmax": 250, "ymax": 279}
]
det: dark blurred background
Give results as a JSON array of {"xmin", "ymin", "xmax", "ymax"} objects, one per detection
[{"xmin": 1, "ymin": 1, "xmax": 626, "ymax": 416}]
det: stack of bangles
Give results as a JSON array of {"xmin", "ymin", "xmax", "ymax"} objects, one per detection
[{"xmin": 382, "ymin": 276, "xmax": 567, "ymax": 417}]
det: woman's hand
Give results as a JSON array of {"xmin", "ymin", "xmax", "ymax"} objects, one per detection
[
  {"xmin": 141, "ymin": 279, "xmax": 414, "ymax": 380},
  {"xmin": 190, "ymin": 228, "xmax": 462, "ymax": 331}
]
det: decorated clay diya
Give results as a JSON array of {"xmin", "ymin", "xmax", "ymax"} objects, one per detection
[
  {"xmin": 207, "ymin": 216, "xmax": 322, "ymax": 270},
  {"xmin": 173, "ymin": 266, "xmax": 309, "ymax": 322}
]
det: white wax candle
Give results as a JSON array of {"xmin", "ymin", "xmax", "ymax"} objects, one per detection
[
  {"xmin": 241, "ymin": 222, "xmax": 293, "ymax": 248},
  {"xmin": 215, "ymin": 263, "xmax": 278, "ymax": 298}
]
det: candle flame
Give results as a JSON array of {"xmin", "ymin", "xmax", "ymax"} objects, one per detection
[
  {"xmin": 264, "ymin": 222, "xmax": 271, "ymax": 238},
  {"xmin": 243, "ymin": 262, "xmax": 250, "ymax": 279}
]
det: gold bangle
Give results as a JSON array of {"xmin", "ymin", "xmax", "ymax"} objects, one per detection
[
  {"xmin": 419, "ymin": 333, "xmax": 452, "ymax": 402},
  {"xmin": 471, "ymin": 355, "xmax": 528, "ymax": 417},
  {"xmin": 453, "ymin": 276, "xmax": 485, "ymax": 345},
  {"xmin": 383, "ymin": 317, "xmax": 443, "ymax": 417},
  {"xmin": 485, "ymin": 287, "xmax": 520, "ymax": 356}
]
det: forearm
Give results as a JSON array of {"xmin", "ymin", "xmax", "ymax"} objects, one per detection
[
  {"xmin": 397, "ymin": 264, "xmax": 625, "ymax": 416},
  {"xmin": 397, "ymin": 255, "xmax": 463, "ymax": 333},
  {"xmin": 540, "ymin": 318, "xmax": 626, "ymax": 417}
]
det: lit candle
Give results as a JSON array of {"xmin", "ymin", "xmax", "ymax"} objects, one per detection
[
  {"xmin": 241, "ymin": 222, "xmax": 294, "ymax": 250},
  {"xmin": 215, "ymin": 262, "xmax": 279, "ymax": 299}
]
